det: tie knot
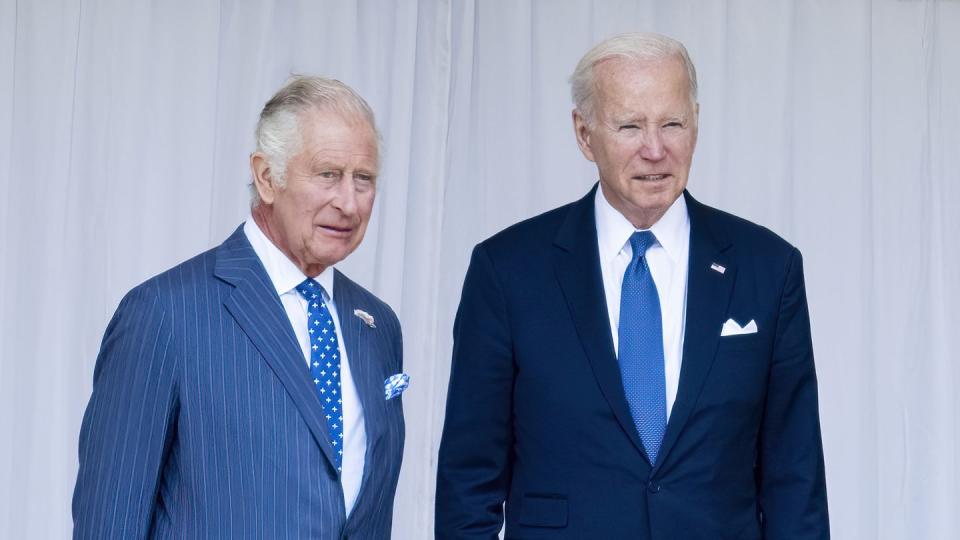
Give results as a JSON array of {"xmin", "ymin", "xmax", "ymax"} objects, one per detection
[
  {"xmin": 629, "ymin": 230, "xmax": 657, "ymax": 260},
  {"xmin": 296, "ymin": 278, "xmax": 324, "ymax": 300}
]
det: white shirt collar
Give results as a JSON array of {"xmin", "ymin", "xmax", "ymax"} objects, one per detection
[
  {"xmin": 243, "ymin": 217, "xmax": 336, "ymax": 299},
  {"xmin": 594, "ymin": 183, "xmax": 689, "ymax": 263}
]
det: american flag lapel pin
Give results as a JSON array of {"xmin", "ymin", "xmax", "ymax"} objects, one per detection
[{"xmin": 710, "ymin": 262, "xmax": 726, "ymax": 274}]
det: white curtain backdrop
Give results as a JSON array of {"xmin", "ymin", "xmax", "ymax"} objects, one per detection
[{"xmin": 1, "ymin": 0, "xmax": 958, "ymax": 538}]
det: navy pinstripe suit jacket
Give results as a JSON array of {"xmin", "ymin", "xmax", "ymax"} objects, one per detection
[{"xmin": 73, "ymin": 226, "xmax": 405, "ymax": 539}]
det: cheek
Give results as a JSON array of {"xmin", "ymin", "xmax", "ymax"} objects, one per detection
[
  {"xmin": 278, "ymin": 188, "xmax": 315, "ymax": 218},
  {"xmin": 358, "ymin": 193, "xmax": 376, "ymax": 217},
  {"xmin": 671, "ymin": 134, "xmax": 697, "ymax": 157},
  {"xmin": 615, "ymin": 151, "xmax": 644, "ymax": 174},
  {"xmin": 595, "ymin": 144, "xmax": 626, "ymax": 171}
]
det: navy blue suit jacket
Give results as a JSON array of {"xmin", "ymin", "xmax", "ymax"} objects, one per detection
[
  {"xmin": 73, "ymin": 226, "xmax": 405, "ymax": 539},
  {"xmin": 436, "ymin": 187, "xmax": 828, "ymax": 539}
]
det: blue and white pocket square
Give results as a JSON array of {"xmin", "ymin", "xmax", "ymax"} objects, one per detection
[
  {"xmin": 384, "ymin": 373, "xmax": 410, "ymax": 400},
  {"xmin": 720, "ymin": 318, "xmax": 757, "ymax": 337}
]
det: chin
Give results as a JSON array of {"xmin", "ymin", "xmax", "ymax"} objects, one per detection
[
  {"xmin": 629, "ymin": 186, "xmax": 674, "ymax": 204},
  {"xmin": 316, "ymin": 245, "xmax": 356, "ymax": 266},
  {"xmin": 646, "ymin": 184, "xmax": 684, "ymax": 204}
]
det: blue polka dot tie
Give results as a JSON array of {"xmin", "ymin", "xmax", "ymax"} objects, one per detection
[
  {"xmin": 296, "ymin": 278, "xmax": 344, "ymax": 472},
  {"xmin": 618, "ymin": 231, "xmax": 667, "ymax": 465}
]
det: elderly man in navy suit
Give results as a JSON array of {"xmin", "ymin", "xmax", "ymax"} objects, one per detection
[
  {"xmin": 73, "ymin": 76, "xmax": 406, "ymax": 539},
  {"xmin": 437, "ymin": 33, "xmax": 829, "ymax": 539}
]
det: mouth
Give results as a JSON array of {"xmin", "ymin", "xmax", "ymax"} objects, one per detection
[
  {"xmin": 317, "ymin": 224, "xmax": 354, "ymax": 237},
  {"xmin": 632, "ymin": 174, "xmax": 671, "ymax": 181}
]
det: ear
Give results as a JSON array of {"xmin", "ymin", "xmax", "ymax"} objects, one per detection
[
  {"xmin": 250, "ymin": 152, "xmax": 278, "ymax": 205},
  {"xmin": 572, "ymin": 109, "xmax": 596, "ymax": 163},
  {"xmin": 691, "ymin": 102, "xmax": 701, "ymax": 148}
]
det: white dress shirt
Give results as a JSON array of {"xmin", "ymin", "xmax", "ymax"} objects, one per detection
[
  {"xmin": 595, "ymin": 186, "xmax": 690, "ymax": 419},
  {"xmin": 243, "ymin": 218, "xmax": 366, "ymax": 517}
]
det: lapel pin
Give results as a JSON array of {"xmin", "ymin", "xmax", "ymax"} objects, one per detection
[
  {"xmin": 710, "ymin": 262, "xmax": 726, "ymax": 274},
  {"xmin": 353, "ymin": 309, "xmax": 376, "ymax": 328}
]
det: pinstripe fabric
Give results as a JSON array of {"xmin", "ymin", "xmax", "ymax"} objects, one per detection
[{"xmin": 73, "ymin": 226, "xmax": 405, "ymax": 540}]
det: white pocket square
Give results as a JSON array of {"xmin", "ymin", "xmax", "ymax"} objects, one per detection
[{"xmin": 720, "ymin": 318, "xmax": 757, "ymax": 337}]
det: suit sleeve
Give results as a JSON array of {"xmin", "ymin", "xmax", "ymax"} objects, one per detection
[
  {"xmin": 72, "ymin": 283, "xmax": 179, "ymax": 539},
  {"xmin": 436, "ymin": 244, "xmax": 514, "ymax": 539},
  {"xmin": 758, "ymin": 248, "xmax": 830, "ymax": 539}
]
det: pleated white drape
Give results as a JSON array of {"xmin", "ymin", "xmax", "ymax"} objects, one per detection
[{"xmin": 1, "ymin": 1, "xmax": 957, "ymax": 538}]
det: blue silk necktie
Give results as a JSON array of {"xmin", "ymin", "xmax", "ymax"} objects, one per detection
[
  {"xmin": 618, "ymin": 231, "xmax": 667, "ymax": 464},
  {"xmin": 296, "ymin": 278, "xmax": 344, "ymax": 472}
]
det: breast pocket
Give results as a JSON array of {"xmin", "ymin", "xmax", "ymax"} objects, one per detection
[
  {"xmin": 706, "ymin": 335, "xmax": 771, "ymax": 413},
  {"xmin": 716, "ymin": 332, "xmax": 764, "ymax": 353}
]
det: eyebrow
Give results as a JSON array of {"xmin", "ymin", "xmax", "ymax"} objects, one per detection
[
  {"xmin": 609, "ymin": 114, "xmax": 689, "ymax": 126},
  {"xmin": 307, "ymin": 155, "xmax": 339, "ymax": 169},
  {"xmin": 308, "ymin": 158, "xmax": 379, "ymax": 176},
  {"xmin": 610, "ymin": 115, "xmax": 645, "ymax": 125}
]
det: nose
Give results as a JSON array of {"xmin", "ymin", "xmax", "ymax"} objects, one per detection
[
  {"xmin": 331, "ymin": 175, "xmax": 359, "ymax": 216},
  {"xmin": 638, "ymin": 129, "xmax": 666, "ymax": 161}
]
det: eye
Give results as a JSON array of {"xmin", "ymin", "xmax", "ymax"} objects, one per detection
[
  {"xmin": 619, "ymin": 124, "xmax": 640, "ymax": 131},
  {"xmin": 664, "ymin": 121, "xmax": 683, "ymax": 128},
  {"xmin": 318, "ymin": 170, "xmax": 340, "ymax": 179}
]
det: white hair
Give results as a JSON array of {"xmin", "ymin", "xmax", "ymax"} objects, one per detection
[
  {"xmin": 570, "ymin": 32, "xmax": 698, "ymax": 126},
  {"xmin": 251, "ymin": 75, "xmax": 381, "ymax": 206}
]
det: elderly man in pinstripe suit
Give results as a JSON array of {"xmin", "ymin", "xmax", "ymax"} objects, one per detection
[{"xmin": 73, "ymin": 76, "xmax": 406, "ymax": 539}]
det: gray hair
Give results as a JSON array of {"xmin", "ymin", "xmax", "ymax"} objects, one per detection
[
  {"xmin": 251, "ymin": 75, "xmax": 380, "ymax": 205},
  {"xmin": 569, "ymin": 32, "xmax": 698, "ymax": 126}
]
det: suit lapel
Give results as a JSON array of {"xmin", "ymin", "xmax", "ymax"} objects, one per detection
[
  {"xmin": 553, "ymin": 186, "xmax": 651, "ymax": 461},
  {"xmin": 214, "ymin": 226, "xmax": 340, "ymax": 473},
  {"xmin": 333, "ymin": 271, "xmax": 386, "ymax": 499},
  {"xmin": 653, "ymin": 192, "xmax": 736, "ymax": 472}
]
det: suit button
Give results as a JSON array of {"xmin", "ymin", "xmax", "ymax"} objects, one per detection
[{"xmin": 647, "ymin": 481, "xmax": 661, "ymax": 493}]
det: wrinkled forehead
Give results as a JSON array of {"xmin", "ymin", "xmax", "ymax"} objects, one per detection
[
  {"xmin": 298, "ymin": 104, "xmax": 377, "ymax": 134},
  {"xmin": 593, "ymin": 55, "xmax": 695, "ymax": 113},
  {"xmin": 296, "ymin": 106, "xmax": 381, "ymax": 160}
]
